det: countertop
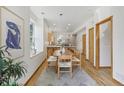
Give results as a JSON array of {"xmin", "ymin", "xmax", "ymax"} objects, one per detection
[{"xmin": 47, "ymin": 45, "xmax": 76, "ymax": 48}]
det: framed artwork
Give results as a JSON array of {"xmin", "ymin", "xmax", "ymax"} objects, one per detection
[{"xmin": 0, "ymin": 7, "xmax": 24, "ymax": 59}]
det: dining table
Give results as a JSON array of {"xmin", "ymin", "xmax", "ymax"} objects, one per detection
[{"xmin": 53, "ymin": 49, "xmax": 73, "ymax": 57}]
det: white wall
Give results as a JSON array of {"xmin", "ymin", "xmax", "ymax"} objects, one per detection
[
  {"xmin": 111, "ymin": 7, "xmax": 124, "ymax": 84},
  {"xmin": 76, "ymin": 29, "xmax": 84, "ymax": 51},
  {"xmin": 43, "ymin": 18, "xmax": 49, "ymax": 56},
  {"xmin": 5, "ymin": 6, "xmax": 48, "ymax": 85}
]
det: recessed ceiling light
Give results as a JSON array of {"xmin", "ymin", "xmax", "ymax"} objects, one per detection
[
  {"xmin": 59, "ymin": 13, "xmax": 63, "ymax": 16},
  {"xmin": 41, "ymin": 12, "xmax": 45, "ymax": 15},
  {"xmin": 53, "ymin": 24, "xmax": 56, "ymax": 26},
  {"xmin": 68, "ymin": 24, "xmax": 71, "ymax": 26}
]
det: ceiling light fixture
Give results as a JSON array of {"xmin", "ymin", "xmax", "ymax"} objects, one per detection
[
  {"xmin": 59, "ymin": 13, "xmax": 63, "ymax": 16},
  {"xmin": 68, "ymin": 24, "xmax": 71, "ymax": 26},
  {"xmin": 53, "ymin": 24, "xmax": 56, "ymax": 26},
  {"xmin": 41, "ymin": 12, "xmax": 45, "ymax": 15}
]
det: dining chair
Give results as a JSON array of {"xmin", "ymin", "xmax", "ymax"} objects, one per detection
[
  {"xmin": 72, "ymin": 51, "xmax": 81, "ymax": 69},
  {"xmin": 57, "ymin": 55, "xmax": 72, "ymax": 79},
  {"xmin": 47, "ymin": 56, "xmax": 57, "ymax": 68}
]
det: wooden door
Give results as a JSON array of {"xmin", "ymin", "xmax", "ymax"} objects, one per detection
[
  {"xmin": 96, "ymin": 16, "xmax": 113, "ymax": 71},
  {"xmin": 89, "ymin": 28, "xmax": 94, "ymax": 65},
  {"xmin": 83, "ymin": 34, "xmax": 86, "ymax": 55},
  {"xmin": 82, "ymin": 34, "xmax": 86, "ymax": 67}
]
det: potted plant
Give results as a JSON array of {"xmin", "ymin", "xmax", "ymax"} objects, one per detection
[{"xmin": 0, "ymin": 46, "xmax": 27, "ymax": 86}]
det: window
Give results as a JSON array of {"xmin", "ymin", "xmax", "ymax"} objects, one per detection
[{"xmin": 30, "ymin": 18, "xmax": 43, "ymax": 57}]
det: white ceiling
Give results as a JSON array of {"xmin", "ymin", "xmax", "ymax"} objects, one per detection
[{"xmin": 30, "ymin": 6, "xmax": 98, "ymax": 33}]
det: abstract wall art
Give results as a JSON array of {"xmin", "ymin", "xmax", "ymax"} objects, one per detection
[{"xmin": 0, "ymin": 7, "xmax": 24, "ymax": 59}]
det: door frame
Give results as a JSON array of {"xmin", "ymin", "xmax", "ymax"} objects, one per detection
[
  {"xmin": 89, "ymin": 27, "xmax": 94, "ymax": 65},
  {"xmin": 96, "ymin": 16, "xmax": 113, "ymax": 73}
]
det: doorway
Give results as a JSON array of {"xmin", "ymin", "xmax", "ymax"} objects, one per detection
[
  {"xmin": 96, "ymin": 16, "xmax": 113, "ymax": 75},
  {"xmin": 89, "ymin": 27, "xmax": 94, "ymax": 65}
]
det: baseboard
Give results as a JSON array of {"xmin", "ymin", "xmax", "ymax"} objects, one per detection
[
  {"xmin": 99, "ymin": 66, "xmax": 111, "ymax": 69},
  {"xmin": 85, "ymin": 59, "xmax": 95, "ymax": 67},
  {"xmin": 24, "ymin": 58, "xmax": 47, "ymax": 86},
  {"xmin": 112, "ymin": 78, "xmax": 124, "ymax": 86},
  {"xmin": 85, "ymin": 59, "xmax": 89, "ymax": 62}
]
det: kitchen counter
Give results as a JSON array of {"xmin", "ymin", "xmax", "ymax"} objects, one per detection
[
  {"xmin": 47, "ymin": 45, "xmax": 76, "ymax": 48},
  {"xmin": 47, "ymin": 45, "xmax": 76, "ymax": 57}
]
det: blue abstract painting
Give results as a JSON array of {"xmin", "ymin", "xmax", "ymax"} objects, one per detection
[
  {"xmin": 1, "ymin": 7, "xmax": 24, "ymax": 59},
  {"xmin": 5, "ymin": 21, "xmax": 21, "ymax": 51}
]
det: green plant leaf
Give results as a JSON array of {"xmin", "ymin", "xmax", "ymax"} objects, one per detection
[{"xmin": 0, "ymin": 46, "xmax": 27, "ymax": 86}]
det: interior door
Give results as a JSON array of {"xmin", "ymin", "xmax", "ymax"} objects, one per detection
[
  {"xmin": 82, "ymin": 34, "xmax": 86, "ymax": 67},
  {"xmin": 99, "ymin": 20, "xmax": 112, "ymax": 68},
  {"xmin": 83, "ymin": 34, "xmax": 86, "ymax": 55},
  {"xmin": 89, "ymin": 28, "xmax": 94, "ymax": 65},
  {"xmin": 96, "ymin": 16, "xmax": 113, "ymax": 71}
]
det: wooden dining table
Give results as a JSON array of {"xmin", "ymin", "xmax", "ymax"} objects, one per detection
[{"xmin": 53, "ymin": 49, "xmax": 73, "ymax": 57}]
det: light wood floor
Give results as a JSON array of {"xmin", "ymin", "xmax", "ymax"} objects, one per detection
[
  {"xmin": 25, "ymin": 59, "xmax": 47, "ymax": 86},
  {"xmin": 83, "ymin": 61, "xmax": 123, "ymax": 86},
  {"xmin": 25, "ymin": 58, "xmax": 123, "ymax": 86}
]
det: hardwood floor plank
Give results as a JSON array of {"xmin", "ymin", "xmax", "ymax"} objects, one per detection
[
  {"xmin": 83, "ymin": 61, "xmax": 123, "ymax": 86},
  {"xmin": 25, "ymin": 59, "xmax": 47, "ymax": 86}
]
